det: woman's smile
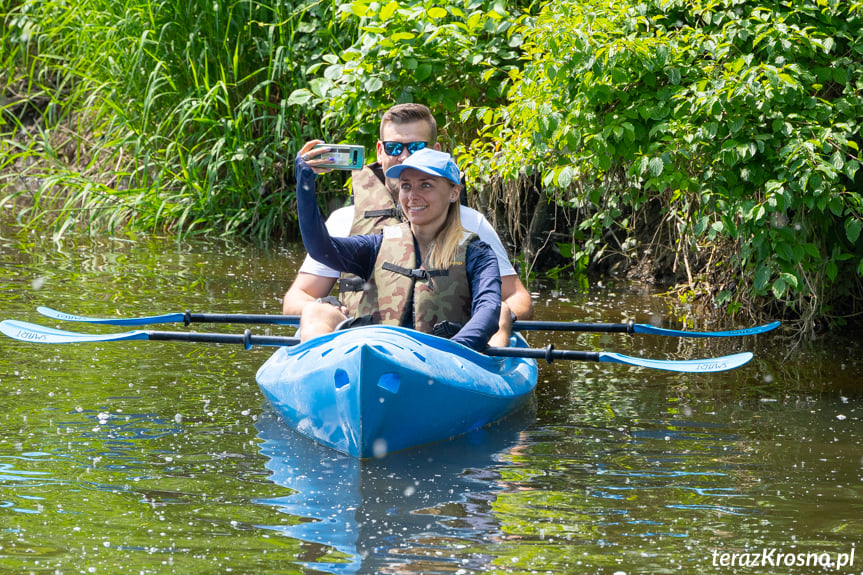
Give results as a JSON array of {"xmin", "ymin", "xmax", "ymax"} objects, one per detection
[{"xmin": 398, "ymin": 170, "xmax": 457, "ymax": 231}]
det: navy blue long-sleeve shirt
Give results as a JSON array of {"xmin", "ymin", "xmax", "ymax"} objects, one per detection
[{"xmin": 295, "ymin": 155, "xmax": 501, "ymax": 351}]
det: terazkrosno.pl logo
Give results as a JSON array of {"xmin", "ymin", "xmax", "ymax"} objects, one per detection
[{"xmin": 711, "ymin": 548, "xmax": 855, "ymax": 570}]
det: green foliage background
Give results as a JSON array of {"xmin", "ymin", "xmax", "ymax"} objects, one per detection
[
  {"xmin": 461, "ymin": 0, "xmax": 863, "ymax": 323},
  {"xmin": 1, "ymin": 0, "xmax": 862, "ymax": 325}
]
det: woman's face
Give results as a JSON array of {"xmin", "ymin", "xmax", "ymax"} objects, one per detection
[{"xmin": 397, "ymin": 168, "xmax": 460, "ymax": 232}]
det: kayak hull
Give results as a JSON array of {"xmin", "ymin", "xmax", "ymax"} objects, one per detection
[{"xmin": 255, "ymin": 326, "xmax": 538, "ymax": 458}]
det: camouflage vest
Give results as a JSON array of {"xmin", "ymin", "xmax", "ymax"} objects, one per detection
[
  {"xmin": 355, "ymin": 222, "xmax": 475, "ymax": 334},
  {"xmin": 339, "ymin": 163, "xmax": 403, "ymax": 314}
]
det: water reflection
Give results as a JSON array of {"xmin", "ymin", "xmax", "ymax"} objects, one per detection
[
  {"xmin": 1, "ymin": 230, "xmax": 861, "ymax": 574},
  {"xmin": 254, "ymin": 404, "xmax": 536, "ymax": 574}
]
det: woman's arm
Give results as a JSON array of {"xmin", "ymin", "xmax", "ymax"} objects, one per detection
[
  {"xmin": 295, "ymin": 155, "xmax": 379, "ymax": 278},
  {"xmin": 450, "ymin": 240, "xmax": 501, "ymax": 351}
]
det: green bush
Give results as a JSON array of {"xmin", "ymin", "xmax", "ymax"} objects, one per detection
[
  {"xmin": 289, "ymin": 0, "xmax": 535, "ymax": 150},
  {"xmin": 1, "ymin": 0, "xmax": 357, "ymax": 239},
  {"xmin": 1, "ymin": 0, "xmax": 533, "ymax": 239},
  {"xmin": 462, "ymin": 0, "xmax": 863, "ymax": 325}
]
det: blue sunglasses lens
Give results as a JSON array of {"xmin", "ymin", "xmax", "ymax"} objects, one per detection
[{"xmin": 383, "ymin": 141, "xmax": 428, "ymax": 156}]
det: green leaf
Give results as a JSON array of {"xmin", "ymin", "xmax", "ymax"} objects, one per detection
[
  {"xmin": 754, "ymin": 265, "xmax": 772, "ymax": 292},
  {"xmin": 416, "ymin": 62, "xmax": 433, "ymax": 81},
  {"xmin": 309, "ymin": 77, "xmax": 332, "ymax": 98},
  {"xmin": 350, "ymin": 0, "xmax": 371, "ymax": 17},
  {"xmin": 846, "ymin": 218, "xmax": 862, "ymax": 244},
  {"xmin": 390, "ymin": 32, "xmax": 416, "ymax": 42},
  {"xmin": 776, "ymin": 241, "xmax": 793, "ymax": 263},
  {"xmin": 324, "ymin": 64, "xmax": 343, "ymax": 80},
  {"xmin": 364, "ymin": 76, "xmax": 383, "ymax": 92},
  {"xmin": 557, "ymin": 241, "xmax": 573, "ymax": 259},
  {"xmin": 648, "ymin": 157, "xmax": 664, "ymax": 177},
  {"xmin": 780, "ymin": 272, "xmax": 798, "ymax": 289},
  {"xmin": 557, "ymin": 165, "xmax": 574, "ymax": 188},
  {"xmin": 771, "ymin": 277, "xmax": 787, "ymax": 299},
  {"xmin": 428, "ymin": 6, "xmax": 447, "ymax": 18},
  {"xmin": 379, "ymin": 1, "xmax": 399, "ymax": 20},
  {"xmin": 286, "ymin": 88, "xmax": 313, "ymax": 106},
  {"xmin": 708, "ymin": 220, "xmax": 724, "ymax": 240}
]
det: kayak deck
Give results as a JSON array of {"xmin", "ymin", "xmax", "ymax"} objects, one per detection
[{"xmin": 255, "ymin": 326, "xmax": 538, "ymax": 458}]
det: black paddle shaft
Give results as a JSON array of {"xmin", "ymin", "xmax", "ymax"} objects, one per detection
[
  {"xmin": 512, "ymin": 320, "xmax": 634, "ymax": 334},
  {"xmin": 183, "ymin": 313, "xmax": 636, "ymax": 333},
  {"xmin": 486, "ymin": 344, "xmax": 600, "ymax": 364},
  {"xmin": 183, "ymin": 312, "xmax": 299, "ymax": 325},
  {"xmin": 148, "ymin": 330, "xmax": 300, "ymax": 349}
]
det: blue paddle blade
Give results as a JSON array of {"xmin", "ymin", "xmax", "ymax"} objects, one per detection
[
  {"xmin": 633, "ymin": 321, "xmax": 781, "ymax": 338},
  {"xmin": 0, "ymin": 319, "xmax": 150, "ymax": 344},
  {"xmin": 598, "ymin": 351, "xmax": 753, "ymax": 372},
  {"xmin": 37, "ymin": 306, "xmax": 186, "ymax": 326}
]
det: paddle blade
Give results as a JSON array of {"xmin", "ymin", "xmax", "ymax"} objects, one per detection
[
  {"xmin": 0, "ymin": 320, "xmax": 149, "ymax": 344},
  {"xmin": 632, "ymin": 321, "xmax": 781, "ymax": 338},
  {"xmin": 598, "ymin": 351, "xmax": 753, "ymax": 372},
  {"xmin": 37, "ymin": 306, "xmax": 186, "ymax": 326}
]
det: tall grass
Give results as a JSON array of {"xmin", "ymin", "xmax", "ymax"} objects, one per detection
[{"xmin": 1, "ymin": 0, "xmax": 354, "ymax": 239}]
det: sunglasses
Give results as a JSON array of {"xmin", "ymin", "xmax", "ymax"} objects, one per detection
[{"xmin": 382, "ymin": 141, "xmax": 428, "ymax": 156}]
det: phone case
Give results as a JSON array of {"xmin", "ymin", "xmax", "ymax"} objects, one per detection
[{"xmin": 313, "ymin": 144, "xmax": 364, "ymax": 170}]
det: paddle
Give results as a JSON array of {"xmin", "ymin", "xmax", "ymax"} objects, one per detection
[
  {"xmin": 1, "ymin": 319, "xmax": 752, "ymax": 373},
  {"xmin": 36, "ymin": 306, "xmax": 301, "ymax": 326},
  {"xmin": 36, "ymin": 306, "xmax": 780, "ymax": 338},
  {"xmin": 0, "ymin": 319, "xmax": 299, "ymax": 350}
]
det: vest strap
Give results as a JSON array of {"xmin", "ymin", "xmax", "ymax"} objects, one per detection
[
  {"xmin": 382, "ymin": 262, "xmax": 450, "ymax": 280},
  {"xmin": 364, "ymin": 207, "xmax": 400, "ymax": 219},
  {"xmin": 338, "ymin": 277, "xmax": 366, "ymax": 293}
]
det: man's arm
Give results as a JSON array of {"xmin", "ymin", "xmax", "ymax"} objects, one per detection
[
  {"xmin": 501, "ymin": 274, "xmax": 533, "ymax": 320},
  {"xmin": 282, "ymin": 193, "xmax": 355, "ymax": 314},
  {"xmin": 282, "ymin": 273, "xmax": 338, "ymax": 315}
]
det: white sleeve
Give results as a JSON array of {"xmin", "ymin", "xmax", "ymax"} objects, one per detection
[
  {"xmin": 297, "ymin": 206, "xmax": 355, "ymax": 278},
  {"xmin": 459, "ymin": 205, "xmax": 517, "ymax": 277}
]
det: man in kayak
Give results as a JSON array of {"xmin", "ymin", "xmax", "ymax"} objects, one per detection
[
  {"xmin": 281, "ymin": 103, "xmax": 532, "ymax": 346},
  {"xmin": 296, "ymin": 147, "xmax": 501, "ymax": 351}
]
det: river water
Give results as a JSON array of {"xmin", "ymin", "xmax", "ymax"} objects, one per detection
[{"xmin": 0, "ymin": 230, "xmax": 860, "ymax": 574}]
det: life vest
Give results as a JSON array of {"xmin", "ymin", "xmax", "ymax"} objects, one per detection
[
  {"xmin": 338, "ymin": 164, "xmax": 403, "ymax": 313},
  {"xmin": 354, "ymin": 222, "xmax": 475, "ymax": 334}
]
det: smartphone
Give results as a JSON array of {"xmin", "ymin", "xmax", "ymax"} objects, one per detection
[{"xmin": 313, "ymin": 144, "xmax": 364, "ymax": 170}]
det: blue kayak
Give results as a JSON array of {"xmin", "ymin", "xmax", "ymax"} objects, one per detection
[{"xmin": 255, "ymin": 325, "xmax": 538, "ymax": 458}]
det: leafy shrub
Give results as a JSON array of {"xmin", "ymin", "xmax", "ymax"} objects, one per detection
[
  {"xmin": 2, "ymin": 0, "xmax": 534, "ymax": 239},
  {"xmin": 289, "ymin": 0, "xmax": 535, "ymax": 150},
  {"xmin": 462, "ymin": 0, "xmax": 863, "ymax": 325},
  {"xmin": 1, "ymin": 0, "xmax": 357, "ymax": 239}
]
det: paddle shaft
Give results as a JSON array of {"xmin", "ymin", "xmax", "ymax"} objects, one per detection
[
  {"xmin": 512, "ymin": 321, "xmax": 633, "ymax": 333},
  {"xmin": 183, "ymin": 313, "xmax": 299, "ymax": 325},
  {"xmin": 486, "ymin": 345, "xmax": 599, "ymax": 362},
  {"xmin": 148, "ymin": 330, "xmax": 300, "ymax": 349},
  {"xmin": 183, "ymin": 315, "xmax": 633, "ymax": 332}
]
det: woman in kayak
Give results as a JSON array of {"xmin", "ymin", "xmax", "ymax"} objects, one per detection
[{"xmin": 295, "ymin": 145, "xmax": 502, "ymax": 352}]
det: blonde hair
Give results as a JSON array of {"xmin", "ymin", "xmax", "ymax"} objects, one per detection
[{"xmin": 425, "ymin": 190, "xmax": 463, "ymax": 269}]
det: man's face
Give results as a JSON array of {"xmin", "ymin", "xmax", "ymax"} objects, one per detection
[{"xmin": 377, "ymin": 120, "xmax": 440, "ymax": 197}]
